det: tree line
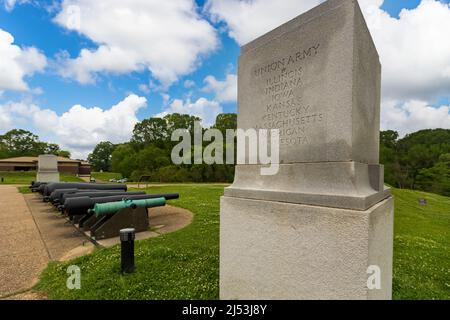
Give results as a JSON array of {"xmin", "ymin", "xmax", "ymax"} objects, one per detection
[
  {"xmin": 0, "ymin": 129, "xmax": 71, "ymax": 159},
  {"xmin": 88, "ymin": 113, "xmax": 237, "ymax": 183},
  {"xmin": 89, "ymin": 113, "xmax": 449, "ymax": 196},
  {"xmin": 381, "ymin": 128, "xmax": 450, "ymax": 196},
  {"xmin": 2, "ymin": 116, "xmax": 448, "ymax": 196}
]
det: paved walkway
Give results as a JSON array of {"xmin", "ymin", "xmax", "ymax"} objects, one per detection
[
  {"xmin": 0, "ymin": 185, "xmax": 50, "ymax": 297},
  {"xmin": 0, "ymin": 185, "xmax": 89, "ymax": 298},
  {"xmin": 0, "ymin": 185, "xmax": 193, "ymax": 299}
]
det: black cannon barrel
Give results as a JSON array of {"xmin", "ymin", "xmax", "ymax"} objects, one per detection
[
  {"xmin": 46, "ymin": 188, "xmax": 80, "ymax": 202},
  {"xmin": 59, "ymin": 191, "xmax": 146, "ymax": 205},
  {"xmin": 35, "ymin": 183, "xmax": 48, "ymax": 194},
  {"xmin": 43, "ymin": 182, "xmax": 127, "ymax": 196},
  {"xmin": 50, "ymin": 189, "xmax": 120, "ymax": 204},
  {"xmin": 30, "ymin": 181, "xmax": 46, "ymax": 189},
  {"xmin": 62, "ymin": 193, "xmax": 179, "ymax": 216}
]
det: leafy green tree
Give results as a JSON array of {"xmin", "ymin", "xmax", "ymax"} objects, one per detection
[
  {"xmin": 57, "ymin": 150, "xmax": 71, "ymax": 158},
  {"xmin": 213, "ymin": 113, "xmax": 237, "ymax": 133},
  {"xmin": 0, "ymin": 129, "xmax": 41, "ymax": 156},
  {"xmin": 111, "ymin": 144, "xmax": 137, "ymax": 178},
  {"xmin": 164, "ymin": 113, "xmax": 200, "ymax": 136},
  {"xmin": 380, "ymin": 130, "xmax": 398, "ymax": 149},
  {"xmin": 0, "ymin": 129, "xmax": 66, "ymax": 158},
  {"xmin": 0, "ymin": 142, "xmax": 9, "ymax": 159},
  {"xmin": 136, "ymin": 145, "xmax": 170, "ymax": 172},
  {"xmin": 416, "ymin": 154, "xmax": 450, "ymax": 196},
  {"xmin": 131, "ymin": 118, "xmax": 169, "ymax": 147},
  {"xmin": 87, "ymin": 141, "xmax": 115, "ymax": 171}
]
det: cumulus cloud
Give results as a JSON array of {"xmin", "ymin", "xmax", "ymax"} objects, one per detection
[
  {"xmin": 2, "ymin": 0, "xmax": 29, "ymax": 11},
  {"xmin": 206, "ymin": 0, "xmax": 450, "ymax": 135},
  {"xmin": 202, "ymin": 73, "xmax": 237, "ymax": 102},
  {"xmin": 0, "ymin": 28, "xmax": 47, "ymax": 91},
  {"xmin": 206, "ymin": 0, "xmax": 321, "ymax": 45},
  {"xmin": 0, "ymin": 95, "xmax": 147, "ymax": 159},
  {"xmin": 381, "ymin": 100, "xmax": 450, "ymax": 136},
  {"xmin": 157, "ymin": 97, "xmax": 222, "ymax": 127},
  {"xmin": 361, "ymin": 0, "xmax": 450, "ymax": 101},
  {"xmin": 54, "ymin": 0, "xmax": 218, "ymax": 87},
  {"xmin": 207, "ymin": 0, "xmax": 450, "ymax": 102},
  {"xmin": 184, "ymin": 79, "xmax": 196, "ymax": 88}
]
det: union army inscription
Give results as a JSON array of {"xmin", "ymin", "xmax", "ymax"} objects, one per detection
[{"xmin": 237, "ymin": 0, "xmax": 381, "ymax": 164}]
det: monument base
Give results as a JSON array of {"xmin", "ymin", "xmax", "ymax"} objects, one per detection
[
  {"xmin": 220, "ymin": 196, "xmax": 393, "ymax": 300},
  {"xmin": 36, "ymin": 172, "xmax": 60, "ymax": 183}
]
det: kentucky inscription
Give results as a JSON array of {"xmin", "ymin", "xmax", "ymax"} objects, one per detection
[{"xmin": 253, "ymin": 43, "xmax": 324, "ymax": 146}]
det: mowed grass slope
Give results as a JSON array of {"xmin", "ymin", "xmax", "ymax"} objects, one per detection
[
  {"xmin": 0, "ymin": 170, "xmax": 84, "ymax": 184},
  {"xmin": 35, "ymin": 185, "xmax": 449, "ymax": 300},
  {"xmin": 91, "ymin": 172, "xmax": 122, "ymax": 182},
  {"xmin": 391, "ymin": 188, "xmax": 450, "ymax": 299}
]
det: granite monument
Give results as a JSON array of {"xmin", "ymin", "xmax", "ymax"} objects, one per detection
[
  {"xmin": 220, "ymin": 0, "xmax": 393, "ymax": 300},
  {"xmin": 36, "ymin": 154, "xmax": 60, "ymax": 182}
]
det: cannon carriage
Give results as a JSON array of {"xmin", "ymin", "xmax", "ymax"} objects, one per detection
[{"xmin": 30, "ymin": 181, "xmax": 179, "ymax": 240}]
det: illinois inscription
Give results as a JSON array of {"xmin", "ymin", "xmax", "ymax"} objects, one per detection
[{"xmin": 253, "ymin": 43, "xmax": 325, "ymax": 146}]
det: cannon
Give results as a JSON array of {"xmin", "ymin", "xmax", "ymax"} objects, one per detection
[
  {"xmin": 34, "ymin": 183, "xmax": 48, "ymax": 194},
  {"xmin": 48, "ymin": 188, "xmax": 126, "ymax": 204},
  {"xmin": 58, "ymin": 191, "xmax": 146, "ymax": 206},
  {"xmin": 89, "ymin": 197, "xmax": 166, "ymax": 217},
  {"xmin": 60, "ymin": 193, "xmax": 179, "ymax": 216},
  {"xmin": 43, "ymin": 182, "xmax": 127, "ymax": 197},
  {"xmin": 84, "ymin": 196, "xmax": 174, "ymax": 240},
  {"xmin": 79, "ymin": 194, "xmax": 178, "ymax": 240},
  {"xmin": 46, "ymin": 188, "xmax": 82, "ymax": 202},
  {"xmin": 30, "ymin": 181, "xmax": 46, "ymax": 192}
]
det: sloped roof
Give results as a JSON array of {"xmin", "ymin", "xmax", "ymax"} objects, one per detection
[{"xmin": 0, "ymin": 156, "xmax": 88, "ymax": 164}]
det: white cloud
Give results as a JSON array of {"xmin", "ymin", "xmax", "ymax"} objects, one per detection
[
  {"xmin": 138, "ymin": 83, "xmax": 151, "ymax": 95},
  {"xmin": 3, "ymin": 0, "xmax": 29, "ymax": 11},
  {"xmin": 361, "ymin": 0, "xmax": 450, "ymax": 101},
  {"xmin": 206, "ymin": 0, "xmax": 321, "ymax": 45},
  {"xmin": 54, "ymin": 0, "xmax": 218, "ymax": 87},
  {"xmin": 0, "ymin": 28, "xmax": 47, "ymax": 91},
  {"xmin": 157, "ymin": 97, "xmax": 222, "ymax": 127},
  {"xmin": 381, "ymin": 100, "xmax": 450, "ymax": 136},
  {"xmin": 184, "ymin": 79, "xmax": 196, "ymax": 88},
  {"xmin": 0, "ymin": 94, "xmax": 147, "ymax": 159},
  {"xmin": 206, "ymin": 0, "xmax": 450, "ymax": 134},
  {"xmin": 206, "ymin": 0, "xmax": 450, "ymax": 102},
  {"xmin": 202, "ymin": 73, "xmax": 237, "ymax": 102}
]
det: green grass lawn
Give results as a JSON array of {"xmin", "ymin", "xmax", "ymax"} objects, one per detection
[
  {"xmin": 91, "ymin": 172, "xmax": 122, "ymax": 182},
  {"xmin": 34, "ymin": 185, "xmax": 449, "ymax": 300},
  {"xmin": 391, "ymin": 188, "xmax": 450, "ymax": 299},
  {"xmin": 0, "ymin": 170, "xmax": 84, "ymax": 184}
]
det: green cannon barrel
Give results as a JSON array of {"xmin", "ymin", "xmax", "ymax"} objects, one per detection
[{"xmin": 89, "ymin": 197, "xmax": 166, "ymax": 217}]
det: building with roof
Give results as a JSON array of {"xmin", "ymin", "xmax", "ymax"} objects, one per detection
[{"xmin": 0, "ymin": 156, "xmax": 91, "ymax": 175}]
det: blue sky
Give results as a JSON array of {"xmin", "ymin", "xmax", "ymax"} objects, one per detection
[
  {"xmin": 0, "ymin": 0, "xmax": 239, "ymax": 116},
  {"xmin": 1, "ymin": 0, "xmax": 449, "ymax": 158}
]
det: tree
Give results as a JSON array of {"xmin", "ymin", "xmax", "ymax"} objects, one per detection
[
  {"xmin": 87, "ymin": 141, "xmax": 115, "ymax": 171},
  {"xmin": 213, "ymin": 113, "xmax": 237, "ymax": 133},
  {"xmin": 164, "ymin": 113, "xmax": 201, "ymax": 136},
  {"xmin": 111, "ymin": 144, "xmax": 137, "ymax": 178},
  {"xmin": 131, "ymin": 118, "xmax": 169, "ymax": 147},
  {"xmin": 135, "ymin": 145, "xmax": 170, "ymax": 172},
  {"xmin": 0, "ymin": 129, "xmax": 41, "ymax": 156},
  {"xmin": 380, "ymin": 130, "xmax": 398, "ymax": 149},
  {"xmin": 57, "ymin": 150, "xmax": 71, "ymax": 158},
  {"xmin": 0, "ymin": 129, "xmax": 66, "ymax": 158},
  {"xmin": 416, "ymin": 153, "xmax": 450, "ymax": 196}
]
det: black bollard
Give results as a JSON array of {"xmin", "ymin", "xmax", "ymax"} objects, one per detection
[{"xmin": 120, "ymin": 228, "xmax": 135, "ymax": 273}]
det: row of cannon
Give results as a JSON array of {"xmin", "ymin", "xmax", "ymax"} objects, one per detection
[{"xmin": 30, "ymin": 181, "xmax": 179, "ymax": 240}]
